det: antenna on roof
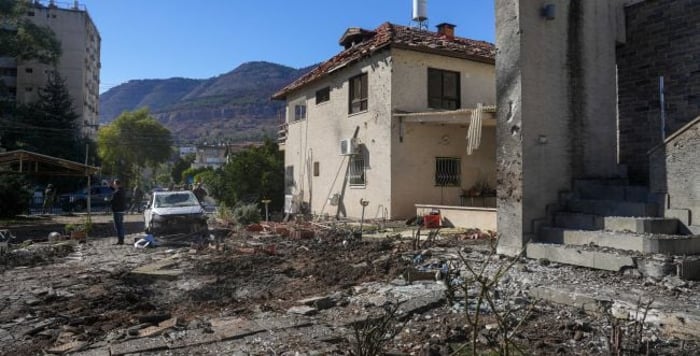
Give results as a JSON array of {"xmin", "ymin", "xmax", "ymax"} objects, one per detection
[{"xmin": 411, "ymin": 0, "xmax": 428, "ymax": 30}]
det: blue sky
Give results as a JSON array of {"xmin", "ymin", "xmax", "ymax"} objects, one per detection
[{"xmin": 79, "ymin": 0, "xmax": 495, "ymax": 93}]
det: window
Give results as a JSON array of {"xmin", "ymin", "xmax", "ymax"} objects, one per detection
[
  {"xmin": 313, "ymin": 161, "xmax": 320, "ymax": 176},
  {"xmin": 27, "ymin": 11, "xmax": 34, "ymax": 16},
  {"xmin": 348, "ymin": 156, "xmax": 366, "ymax": 186},
  {"xmin": 25, "ymin": 68, "xmax": 33, "ymax": 73},
  {"xmin": 315, "ymin": 87, "xmax": 330, "ymax": 104},
  {"xmin": 435, "ymin": 157, "xmax": 460, "ymax": 186},
  {"xmin": 349, "ymin": 73, "xmax": 368, "ymax": 114},
  {"xmin": 25, "ymin": 87, "xmax": 32, "ymax": 92},
  {"xmin": 428, "ymin": 68, "xmax": 461, "ymax": 110},
  {"xmin": 294, "ymin": 104, "xmax": 306, "ymax": 120}
]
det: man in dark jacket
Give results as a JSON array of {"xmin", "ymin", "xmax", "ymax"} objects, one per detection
[{"xmin": 110, "ymin": 179, "xmax": 127, "ymax": 245}]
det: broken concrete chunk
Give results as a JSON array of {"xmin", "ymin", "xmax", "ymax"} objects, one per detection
[
  {"xmin": 298, "ymin": 296, "xmax": 337, "ymax": 310},
  {"xmin": 136, "ymin": 317, "xmax": 177, "ymax": 338},
  {"xmin": 287, "ymin": 306, "xmax": 318, "ymax": 316}
]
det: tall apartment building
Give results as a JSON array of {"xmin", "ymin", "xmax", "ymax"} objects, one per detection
[{"xmin": 0, "ymin": 0, "xmax": 101, "ymax": 137}]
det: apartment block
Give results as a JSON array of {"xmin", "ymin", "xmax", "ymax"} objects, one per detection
[{"xmin": 0, "ymin": 0, "xmax": 101, "ymax": 137}]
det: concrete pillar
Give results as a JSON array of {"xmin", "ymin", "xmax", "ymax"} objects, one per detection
[{"xmin": 496, "ymin": 0, "xmax": 621, "ymax": 256}]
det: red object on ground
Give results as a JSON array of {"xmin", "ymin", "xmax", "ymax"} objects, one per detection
[{"xmin": 423, "ymin": 213, "xmax": 441, "ymax": 228}]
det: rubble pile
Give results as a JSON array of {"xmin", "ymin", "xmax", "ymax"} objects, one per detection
[{"xmin": 0, "ymin": 219, "xmax": 698, "ymax": 355}]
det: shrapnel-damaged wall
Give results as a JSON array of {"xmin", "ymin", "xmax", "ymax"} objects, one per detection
[
  {"xmin": 649, "ymin": 117, "xmax": 700, "ymax": 226},
  {"xmin": 496, "ymin": 0, "xmax": 620, "ymax": 256},
  {"xmin": 617, "ymin": 0, "xmax": 700, "ymax": 184}
]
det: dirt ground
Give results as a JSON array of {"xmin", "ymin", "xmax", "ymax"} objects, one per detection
[{"xmin": 0, "ymin": 216, "xmax": 699, "ymax": 355}]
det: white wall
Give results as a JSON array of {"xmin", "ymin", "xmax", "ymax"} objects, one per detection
[
  {"xmin": 283, "ymin": 48, "xmax": 496, "ymax": 220},
  {"xmin": 390, "ymin": 49, "xmax": 496, "ymax": 218},
  {"xmin": 283, "ymin": 51, "xmax": 394, "ymax": 219}
]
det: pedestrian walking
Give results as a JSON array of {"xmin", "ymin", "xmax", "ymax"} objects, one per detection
[{"xmin": 109, "ymin": 179, "xmax": 127, "ymax": 245}]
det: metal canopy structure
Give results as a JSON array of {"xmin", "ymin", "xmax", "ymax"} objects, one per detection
[{"xmin": 0, "ymin": 150, "xmax": 99, "ymax": 177}]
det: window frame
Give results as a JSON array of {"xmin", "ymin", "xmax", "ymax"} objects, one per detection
[
  {"xmin": 293, "ymin": 104, "xmax": 306, "ymax": 121},
  {"xmin": 435, "ymin": 157, "xmax": 461, "ymax": 187},
  {"xmin": 428, "ymin": 68, "xmax": 461, "ymax": 110},
  {"xmin": 315, "ymin": 87, "xmax": 330, "ymax": 104},
  {"xmin": 348, "ymin": 73, "xmax": 368, "ymax": 114}
]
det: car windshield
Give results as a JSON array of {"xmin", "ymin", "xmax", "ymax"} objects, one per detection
[{"xmin": 154, "ymin": 193, "xmax": 199, "ymax": 208}]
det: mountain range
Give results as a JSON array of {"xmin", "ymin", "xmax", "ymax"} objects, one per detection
[{"xmin": 99, "ymin": 61, "xmax": 313, "ymax": 144}]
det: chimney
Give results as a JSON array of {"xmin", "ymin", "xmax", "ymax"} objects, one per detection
[{"xmin": 436, "ymin": 23, "xmax": 456, "ymax": 39}]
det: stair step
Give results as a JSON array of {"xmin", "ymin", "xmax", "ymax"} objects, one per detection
[
  {"xmin": 552, "ymin": 214, "xmax": 679, "ymax": 234},
  {"xmin": 603, "ymin": 217, "xmax": 679, "ymax": 234},
  {"xmin": 573, "ymin": 182, "xmax": 649, "ymax": 202},
  {"xmin": 566, "ymin": 199, "xmax": 658, "ymax": 217},
  {"xmin": 553, "ymin": 212, "xmax": 603, "ymax": 230},
  {"xmin": 527, "ymin": 243, "xmax": 700, "ymax": 280},
  {"xmin": 527, "ymin": 243, "xmax": 635, "ymax": 271},
  {"xmin": 539, "ymin": 227, "xmax": 700, "ymax": 254}
]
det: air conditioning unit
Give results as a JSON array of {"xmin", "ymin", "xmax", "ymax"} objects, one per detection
[{"xmin": 339, "ymin": 138, "xmax": 357, "ymax": 155}]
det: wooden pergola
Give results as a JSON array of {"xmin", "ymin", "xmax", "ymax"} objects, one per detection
[{"xmin": 0, "ymin": 150, "xmax": 99, "ymax": 177}]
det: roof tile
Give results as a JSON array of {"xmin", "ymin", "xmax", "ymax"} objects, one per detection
[{"xmin": 272, "ymin": 22, "xmax": 495, "ymax": 99}]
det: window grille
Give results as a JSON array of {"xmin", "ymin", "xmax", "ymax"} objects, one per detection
[
  {"xmin": 435, "ymin": 157, "xmax": 460, "ymax": 186},
  {"xmin": 348, "ymin": 156, "xmax": 366, "ymax": 186}
]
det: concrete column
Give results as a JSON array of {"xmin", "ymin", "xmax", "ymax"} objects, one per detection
[{"xmin": 496, "ymin": 0, "xmax": 620, "ymax": 256}]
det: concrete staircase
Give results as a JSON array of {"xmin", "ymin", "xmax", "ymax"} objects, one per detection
[{"xmin": 527, "ymin": 179, "xmax": 700, "ymax": 280}]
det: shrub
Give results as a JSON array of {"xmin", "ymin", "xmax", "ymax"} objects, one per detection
[
  {"xmin": 232, "ymin": 203, "xmax": 261, "ymax": 226},
  {"xmin": 0, "ymin": 175, "xmax": 31, "ymax": 218}
]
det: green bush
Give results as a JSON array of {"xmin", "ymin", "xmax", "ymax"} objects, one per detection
[
  {"xmin": 232, "ymin": 203, "xmax": 261, "ymax": 226},
  {"xmin": 0, "ymin": 175, "xmax": 31, "ymax": 218}
]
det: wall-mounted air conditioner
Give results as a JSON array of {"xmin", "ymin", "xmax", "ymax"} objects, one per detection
[{"xmin": 339, "ymin": 138, "xmax": 357, "ymax": 155}]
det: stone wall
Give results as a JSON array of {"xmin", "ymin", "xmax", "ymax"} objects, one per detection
[
  {"xmin": 617, "ymin": 0, "xmax": 700, "ymax": 183},
  {"xmin": 649, "ymin": 117, "xmax": 700, "ymax": 226}
]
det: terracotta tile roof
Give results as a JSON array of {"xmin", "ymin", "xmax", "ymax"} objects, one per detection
[{"xmin": 272, "ymin": 22, "xmax": 495, "ymax": 100}]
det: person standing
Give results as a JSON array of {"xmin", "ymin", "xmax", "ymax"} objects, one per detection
[
  {"xmin": 193, "ymin": 181, "xmax": 207, "ymax": 205},
  {"xmin": 42, "ymin": 184, "xmax": 56, "ymax": 214},
  {"xmin": 128, "ymin": 184, "xmax": 143, "ymax": 214},
  {"xmin": 110, "ymin": 179, "xmax": 127, "ymax": 245}
]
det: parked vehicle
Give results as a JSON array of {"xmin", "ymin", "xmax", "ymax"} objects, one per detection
[
  {"xmin": 31, "ymin": 187, "xmax": 44, "ymax": 209},
  {"xmin": 60, "ymin": 186, "xmax": 114, "ymax": 212},
  {"xmin": 143, "ymin": 191, "xmax": 208, "ymax": 237}
]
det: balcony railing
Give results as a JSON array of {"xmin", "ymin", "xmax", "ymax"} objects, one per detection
[{"xmin": 278, "ymin": 123, "xmax": 288, "ymax": 144}]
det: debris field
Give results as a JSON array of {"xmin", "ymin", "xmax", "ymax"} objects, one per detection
[{"xmin": 0, "ymin": 218, "xmax": 699, "ymax": 355}]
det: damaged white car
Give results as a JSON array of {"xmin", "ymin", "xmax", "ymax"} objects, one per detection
[{"xmin": 144, "ymin": 191, "xmax": 208, "ymax": 237}]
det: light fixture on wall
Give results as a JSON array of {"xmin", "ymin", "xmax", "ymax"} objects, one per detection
[{"xmin": 541, "ymin": 3, "xmax": 556, "ymax": 20}]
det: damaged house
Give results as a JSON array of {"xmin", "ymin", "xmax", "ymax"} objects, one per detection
[{"xmin": 273, "ymin": 22, "xmax": 497, "ymax": 229}]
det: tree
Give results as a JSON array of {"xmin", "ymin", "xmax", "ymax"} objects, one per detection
[
  {"xmin": 0, "ymin": 174, "xmax": 31, "ymax": 217},
  {"xmin": 97, "ymin": 108, "xmax": 173, "ymax": 186},
  {"xmin": 171, "ymin": 153, "xmax": 195, "ymax": 184},
  {"xmin": 0, "ymin": 0, "xmax": 62, "ymax": 65},
  {"xmin": 3, "ymin": 72, "xmax": 84, "ymax": 161},
  {"xmin": 211, "ymin": 138, "xmax": 284, "ymax": 211}
]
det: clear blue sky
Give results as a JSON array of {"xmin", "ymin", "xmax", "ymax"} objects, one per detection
[{"xmin": 79, "ymin": 0, "xmax": 495, "ymax": 93}]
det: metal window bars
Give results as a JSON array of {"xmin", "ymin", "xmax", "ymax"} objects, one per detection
[{"xmin": 435, "ymin": 157, "xmax": 460, "ymax": 186}]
